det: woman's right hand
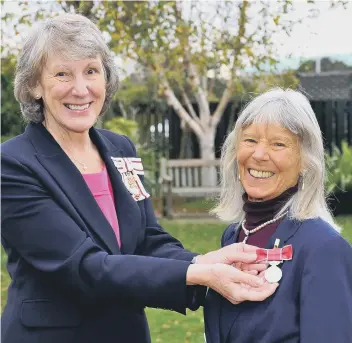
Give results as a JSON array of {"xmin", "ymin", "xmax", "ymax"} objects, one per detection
[{"xmin": 186, "ymin": 263, "xmax": 278, "ymax": 304}]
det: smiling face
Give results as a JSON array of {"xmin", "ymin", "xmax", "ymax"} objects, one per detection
[
  {"xmin": 34, "ymin": 54, "xmax": 106, "ymax": 134},
  {"xmin": 237, "ymin": 123, "xmax": 302, "ymax": 201}
]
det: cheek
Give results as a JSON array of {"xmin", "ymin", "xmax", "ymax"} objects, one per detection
[
  {"xmin": 47, "ymin": 83, "xmax": 70, "ymax": 99},
  {"xmin": 91, "ymin": 79, "xmax": 106, "ymax": 98},
  {"xmin": 274, "ymin": 151, "xmax": 300, "ymax": 175},
  {"xmin": 236, "ymin": 147, "xmax": 252, "ymax": 166}
]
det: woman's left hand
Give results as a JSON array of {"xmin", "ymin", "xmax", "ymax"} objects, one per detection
[{"xmin": 195, "ymin": 243, "xmax": 264, "ymax": 266}]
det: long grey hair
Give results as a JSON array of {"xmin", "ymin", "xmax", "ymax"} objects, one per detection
[{"xmin": 211, "ymin": 88, "xmax": 340, "ymax": 232}]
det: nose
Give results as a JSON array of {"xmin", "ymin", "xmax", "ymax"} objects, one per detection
[
  {"xmin": 252, "ymin": 142, "xmax": 269, "ymax": 161},
  {"xmin": 71, "ymin": 75, "xmax": 89, "ymax": 97}
]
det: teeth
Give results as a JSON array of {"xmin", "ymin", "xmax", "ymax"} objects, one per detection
[
  {"xmin": 249, "ymin": 169, "xmax": 274, "ymax": 179},
  {"xmin": 66, "ymin": 103, "xmax": 90, "ymax": 110}
]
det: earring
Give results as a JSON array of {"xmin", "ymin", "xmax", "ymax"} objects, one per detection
[
  {"xmin": 238, "ymin": 173, "xmax": 241, "ymax": 181},
  {"xmin": 300, "ymin": 171, "xmax": 306, "ymax": 191},
  {"xmin": 35, "ymin": 94, "xmax": 41, "ymax": 99}
]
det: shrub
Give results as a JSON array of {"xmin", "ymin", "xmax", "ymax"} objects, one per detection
[{"xmin": 325, "ymin": 141, "xmax": 352, "ymax": 194}]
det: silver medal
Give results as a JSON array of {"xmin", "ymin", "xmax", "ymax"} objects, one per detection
[{"xmin": 264, "ymin": 263, "xmax": 282, "ymax": 283}]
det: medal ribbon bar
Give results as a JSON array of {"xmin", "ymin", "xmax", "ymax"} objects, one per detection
[
  {"xmin": 255, "ymin": 245, "xmax": 293, "ymax": 262},
  {"xmin": 111, "ymin": 157, "xmax": 150, "ymax": 201}
]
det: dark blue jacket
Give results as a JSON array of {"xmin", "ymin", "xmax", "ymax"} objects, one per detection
[
  {"xmin": 204, "ymin": 218, "xmax": 352, "ymax": 343},
  {"xmin": 1, "ymin": 123, "xmax": 203, "ymax": 343}
]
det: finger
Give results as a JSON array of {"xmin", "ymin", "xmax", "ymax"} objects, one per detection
[
  {"xmin": 240, "ymin": 283, "xmax": 279, "ymax": 302},
  {"xmin": 258, "ymin": 270, "xmax": 266, "ymax": 278},
  {"xmin": 241, "ymin": 243, "xmax": 261, "ymax": 253},
  {"xmin": 230, "ymin": 268, "xmax": 264, "ymax": 287},
  {"xmin": 241, "ymin": 263, "xmax": 267, "ymax": 272},
  {"xmin": 233, "ymin": 262, "xmax": 243, "ymax": 270},
  {"xmin": 226, "ymin": 251, "xmax": 258, "ymax": 264},
  {"xmin": 226, "ymin": 243, "xmax": 259, "ymax": 254},
  {"xmin": 245, "ymin": 270, "xmax": 259, "ymax": 276}
]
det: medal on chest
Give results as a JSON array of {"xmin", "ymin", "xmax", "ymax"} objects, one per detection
[
  {"xmin": 255, "ymin": 239, "xmax": 293, "ymax": 283},
  {"xmin": 111, "ymin": 157, "xmax": 150, "ymax": 201},
  {"xmin": 265, "ymin": 261, "xmax": 283, "ymax": 283}
]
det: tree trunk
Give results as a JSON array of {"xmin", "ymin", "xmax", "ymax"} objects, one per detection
[{"xmin": 199, "ymin": 130, "xmax": 217, "ymax": 187}]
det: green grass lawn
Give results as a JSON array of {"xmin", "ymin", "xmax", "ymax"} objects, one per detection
[{"xmin": 1, "ymin": 216, "xmax": 352, "ymax": 343}]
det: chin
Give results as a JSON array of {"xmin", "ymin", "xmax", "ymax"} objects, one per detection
[
  {"xmin": 64, "ymin": 117, "xmax": 98, "ymax": 133},
  {"xmin": 244, "ymin": 187, "xmax": 273, "ymax": 201}
]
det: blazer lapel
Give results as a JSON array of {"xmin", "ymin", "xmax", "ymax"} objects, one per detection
[
  {"xmin": 98, "ymin": 148, "xmax": 141, "ymax": 255},
  {"xmin": 27, "ymin": 123, "xmax": 123, "ymax": 255},
  {"xmin": 82, "ymin": 127, "xmax": 142, "ymax": 255},
  {"xmin": 264, "ymin": 217, "xmax": 302, "ymax": 249}
]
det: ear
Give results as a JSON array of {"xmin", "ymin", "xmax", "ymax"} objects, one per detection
[
  {"xmin": 299, "ymin": 153, "xmax": 308, "ymax": 174},
  {"xmin": 31, "ymin": 82, "xmax": 43, "ymax": 100}
]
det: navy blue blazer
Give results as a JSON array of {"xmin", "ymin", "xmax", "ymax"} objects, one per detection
[
  {"xmin": 1, "ymin": 123, "xmax": 203, "ymax": 343},
  {"xmin": 204, "ymin": 217, "xmax": 352, "ymax": 343}
]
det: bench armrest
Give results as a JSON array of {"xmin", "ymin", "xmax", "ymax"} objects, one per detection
[
  {"xmin": 159, "ymin": 158, "xmax": 173, "ymax": 184},
  {"xmin": 159, "ymin": 174, "xmax": 173, "ymax": 184}
]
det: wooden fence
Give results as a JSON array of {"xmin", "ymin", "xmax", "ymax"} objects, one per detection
[
  {"xmin": 130, "ymin": 100, "xmax": 351, "ymax": 192},
  {"xmin": 134, "ymin": 99, "xmax": 352, "ymax": 157}
]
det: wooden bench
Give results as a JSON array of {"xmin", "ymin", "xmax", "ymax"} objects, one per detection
[{"xmin": 159, "ymin": 158, "xmax": 221, "ymax": 218}]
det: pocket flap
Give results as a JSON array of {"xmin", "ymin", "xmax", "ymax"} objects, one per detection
[{"xmin": 21, "ymin": 299, "xmax": 81, "ymax": 328}]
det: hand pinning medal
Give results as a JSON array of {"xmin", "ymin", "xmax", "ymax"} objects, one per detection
[{"xmin": 255, "ymin": 239, "xmax": 293, "ymax": 283}]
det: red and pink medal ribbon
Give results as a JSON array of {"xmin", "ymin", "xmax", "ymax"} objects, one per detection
[
  {"xmin": 255, "ymin": 243, "xmax": 293, "ymax": 283},
  {"xmin": 255, "ymin": 245, "xmax": 293, "ymax": 263}
]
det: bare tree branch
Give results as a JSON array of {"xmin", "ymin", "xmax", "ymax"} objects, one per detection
[
  {"xmin": 212, "ymin": 1, "xmax": 249, "ymax": 128},
  {"xmin": 211, "ymin": 80, "xmax": 233, "ymax": 127},
  {"xmin": 162, "ymin": 80, "xmax": 204, "ymax": 138},
  {"xmin": 186, "ymin": 60, "xmax": 211, "ymax": 124},
  {"xmin": 180, "ymin": 87, "xmax": 203, "ymax": 127}
]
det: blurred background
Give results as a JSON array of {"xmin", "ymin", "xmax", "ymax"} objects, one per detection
[{"xmin": 1, "ymin": 1, "xmax": 352, "ymax": 342}]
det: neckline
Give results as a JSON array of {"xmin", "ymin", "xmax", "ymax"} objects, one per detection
[
  {"xmin": 82, "ymin": 164, "xmax": 106, "ymax": 176},
  {"xmin": 242, "ymin": 184, "xmax": 298, "ymax": 229}
]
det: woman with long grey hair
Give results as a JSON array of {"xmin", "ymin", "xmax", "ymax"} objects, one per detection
[{"xmin": 204, "ymin": 88, "xmax": 352, "ymax": 343}]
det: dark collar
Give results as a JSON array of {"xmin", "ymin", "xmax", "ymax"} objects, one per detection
[{"xmin": 242, "ymin": 184, "xmax": 298, "ymax": 229}]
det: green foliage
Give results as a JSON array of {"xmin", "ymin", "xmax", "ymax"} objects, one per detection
[
  {"xmin": 104, "ymin": 116, "xmax": 138, "ymax": 138},
  {"xmin": 1, "ymin": 56, "xmax": 25, "ymax": 137},
  {"xmin": 1, "ymin": 136, "xmax": 13, "ymax": 143},
  {"xmin": 325, "ymin": 141, "xmax": 352, "ymax": 193},
  {"xmin": 114, "ymin": 72, "xmax": 160, "ymax": 108}
]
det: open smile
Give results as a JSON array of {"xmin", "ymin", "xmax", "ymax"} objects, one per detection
[
  {"xmin": 248, "ymin": 168, "xmax": 275, "ymax": 179},
  {"xmin": 64, "ymin": 102, "xmax": 92, "ymax": 111}
]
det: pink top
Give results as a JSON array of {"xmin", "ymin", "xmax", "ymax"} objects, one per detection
[{"xmin": 82, "ymin": 166, "xmax": 121, "ymax": 247}]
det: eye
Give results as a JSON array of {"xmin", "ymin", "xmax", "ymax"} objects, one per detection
[
  {"xmin": 273, "ymin": 142, "xmax": 285, "ymax": 147},
  {"xmin": 244, "ymin": 138, "xmax": 257, "ymax": 143},
  {"xmin": 54, "ymin": 71, "xmax": 71, "ymax": 81},
  {"xmin": 55, "ymin": 71, "xmax": 67, "ymax": 77},
  {"xmin": 87, "ymin": 68, "xmax": 98, "ymax": 75}
]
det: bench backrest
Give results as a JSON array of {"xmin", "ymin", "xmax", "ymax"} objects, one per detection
[{"xmin": 160, "ymin": 158, "xmax": 221, "ymax": 188}]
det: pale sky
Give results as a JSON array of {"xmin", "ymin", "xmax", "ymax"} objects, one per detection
[
  {"xmin": 2, "ymin": 0, "xmax": 352, "ymax": 69},
  {"xmin": 275, "ymin": 1, "xmax": 352, "ymax": 59}
]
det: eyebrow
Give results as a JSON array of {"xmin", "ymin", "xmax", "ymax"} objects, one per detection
[
  {"xmin": 242, "ymin": 132, "xmax": 294, "ymax": 142},
  {"xmin": 51, "ymin": 60, "xmax": 102, "ymax": 69}
]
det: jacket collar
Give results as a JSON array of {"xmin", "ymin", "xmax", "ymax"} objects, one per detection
[
  {"xmin": 26, "ymin": 123, "xmax": 141, "ymax": 255},
  {"xmin": 208, "ymin": 217, "xmax": 302, "ymax": 343}
]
